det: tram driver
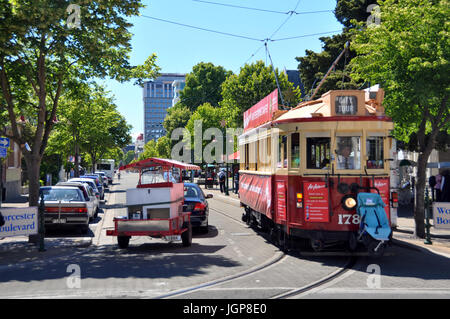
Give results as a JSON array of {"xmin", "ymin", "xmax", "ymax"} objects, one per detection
[{"xmin": 336, "ymin": 137, "xmax": 359, "ymax": 170}]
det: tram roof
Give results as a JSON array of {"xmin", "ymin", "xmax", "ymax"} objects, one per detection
[{"xmin": 119, "ymin": 157, "xmax": 201, "ymax": 171}]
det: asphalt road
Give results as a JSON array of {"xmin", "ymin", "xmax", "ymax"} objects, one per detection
[{"xmin": 0, "ymin": 172, "xmax": 449, "ymax": 300}]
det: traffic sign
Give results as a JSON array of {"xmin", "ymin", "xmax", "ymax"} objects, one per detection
[
  {"xmin": 0, "ymin": 137, "xmax": 9, "ymax": 148},
  {"xmin": 0, "ymin": 148, "xmax": 7, "ymax": 158}
]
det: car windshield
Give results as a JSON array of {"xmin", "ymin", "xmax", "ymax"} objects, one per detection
[{"xmin": 41, "ymin": 188, "xmax": 83, "ymax": 202}]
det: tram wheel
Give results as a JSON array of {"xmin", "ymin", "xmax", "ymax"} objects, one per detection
[
  {"xmin": 347, "ymin": 232, "xmax": 358, "ymax": 252},
  {"xmin": 181, "ymin": 222, "xmax": 192, "ymax": 247},
  {"xmin": 117, "ymin": 236, "xmax": 130, "ymax": 249},
  {"xmin": 311, "ymin": 239, "xmax": 324, "ymax": 252}
]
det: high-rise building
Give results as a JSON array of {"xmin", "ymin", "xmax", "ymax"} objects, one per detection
[{"xmin": 143, "ymin": 73, "xmax": 186, "ymax": 143}]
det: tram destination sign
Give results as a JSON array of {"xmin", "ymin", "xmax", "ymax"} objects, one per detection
[
  {"xmin": 243, "ymin": 89, "xmax": 278, "ymax": 132},
  {"xmin": 335, "ymin": 95, "xmax": 357, "ymax": 115}
]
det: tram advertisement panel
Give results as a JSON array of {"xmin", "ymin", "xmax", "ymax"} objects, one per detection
[
  {"xmin": 276, "ymin": 181, "xmax": 287, "ymax": 221},
  {"xmin": 370, "ymin": 178, "xmax": 390, "ymax": 222},
  {"xmin": 303, "ymin": 182, "xmax": 329, "ymax": 223},
  {"xmin": 239, "ymin": 174, "xmax": 272, "ymax": 218},
  {"xmin": 243, "ymin": 89, "xmax": 278, "ymax": 132}
]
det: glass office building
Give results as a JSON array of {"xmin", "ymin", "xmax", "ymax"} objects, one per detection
[{"xmin": 143, "ymin": 73, "xmax": 186, "ymax": 143}]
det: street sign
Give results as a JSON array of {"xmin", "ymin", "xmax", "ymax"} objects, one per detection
[
  {"xmin": 433, "ymin": 202, "xmax": 450, "ymax": 229},
  {"xmin": 0, "ymin": 148, "xmax": 7, "ymax": 158},
  {"xmin": 0, "ymin": 207, "xmax": 38, "ymax": 237},
  {"xmin": 0, "ymin": 137, "xmax": 9, "ymax": 148}
]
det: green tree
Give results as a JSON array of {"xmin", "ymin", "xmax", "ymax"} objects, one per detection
[
  {"xmin": 296, "ymin": 0, "xmax": 378, "ymax": 97},
  {"xmin": 180, "ymin": 62, "xmax": 232, "ymax": 111},
  {"xmin": 350, "ymin": 0, "xmax": 450, "ymax": 238},
  {"xmin": 163, "ymin": 102, "xmax": 192, "ymax": 139},
  {"xmin": 220, "ymin": 61, "xmax": 301, "ymax": 128},
  {"xmin": 123, "ymin": 150, "xmax": 136, "ymax": 166},
  {"xmin": 0, "ymin": 0, "xmax": 158, "ymax": 207}
]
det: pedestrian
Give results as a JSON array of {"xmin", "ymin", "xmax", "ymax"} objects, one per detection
[
  {"xmin": 440, "ymin": 170, "xmax": 450, "ymax": 202},
  {"xmin": 218, "ymin": 169, "xmax": 226, "ymax": 193},
  {"xmin": 435, "ymin": 173, "xmax": 442, "ymax": 202}
]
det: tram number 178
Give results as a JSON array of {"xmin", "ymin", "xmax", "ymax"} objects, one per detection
[{"xmin": 338, "ymin": 214, "xmax": 360, "ymax": 225}]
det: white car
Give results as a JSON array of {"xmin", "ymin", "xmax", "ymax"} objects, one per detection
[{"xmin": 57, "ymin": 182, "xmax": 99, "ymax": 220}]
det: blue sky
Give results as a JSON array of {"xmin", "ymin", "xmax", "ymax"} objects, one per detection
[{"xmin": 98, "ymin": 0, "xmax": 343, "ymax": 140}]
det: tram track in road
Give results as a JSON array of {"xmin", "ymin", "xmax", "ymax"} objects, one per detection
[{"xmin": 156, "ymin": 203, "xmax": 358, "ymax": 299}]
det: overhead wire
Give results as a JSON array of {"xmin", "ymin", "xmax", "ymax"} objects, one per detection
[
  {"xmin": 192, "ymin": 0, "xmax": 333, "ymax": 16},
  {"xmin": 140, "ymin": 14, "xmax": 263, "ymax": 42}
]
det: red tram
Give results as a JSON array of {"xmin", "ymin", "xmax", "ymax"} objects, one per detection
[{"xmin": 238, "ymin": 88, "xmax": 397, "ymax": 254}]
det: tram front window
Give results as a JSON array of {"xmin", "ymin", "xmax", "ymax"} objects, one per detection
[
  {"xmin": 306, "ymin": 137, "xmax": 330, "ymax": 169},
  {"xmin": 366, "ymin": 136, "xmax": 384, "ymax": 169},
  {"xmin": 336, "ymin": 137, "xmax": 361, "ymax": 170}
]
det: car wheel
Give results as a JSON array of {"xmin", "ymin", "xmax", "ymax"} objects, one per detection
[
  {"xmin": 94, "ymin": 207, "xmax": 99, "ymax": 219},
  {"xmin": 181, "ymin": 222, "xmax": 192, "ymax": 247},
  {"xmin": 118, "ymin": 236, "xmax": 130, "ymax": 249}
]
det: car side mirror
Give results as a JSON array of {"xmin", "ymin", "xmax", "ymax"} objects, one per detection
[{"xmin": 206, "ymin": 194, "xmax": 213, "ymax": 199}]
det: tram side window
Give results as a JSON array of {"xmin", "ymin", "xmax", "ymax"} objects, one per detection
[
  {"xmin": 278, "ymin": 135, "xmax": 287, "ymax": 168},
  {"xmin": 290, "ymin": 133, "xmax": 300, "ymax": 168},
  {"xmin": 336, "ymin": 136, "xmax": 361, "ymax": 170},
  {"xmin": 306, "ymin": 137, "xmax": 330, "ymax": 169},
  {"xmin": 366, "ymin": 136, "xmax": 384, "ymax": 169}
]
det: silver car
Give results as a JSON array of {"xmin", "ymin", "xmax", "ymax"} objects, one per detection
[
  {"xmin": 56, "ymin": 182, "xmax": 99, "ymax": 220},
  {"xmin": 39, "ymin": 186, "xmax": 90, "ymax": 234}
]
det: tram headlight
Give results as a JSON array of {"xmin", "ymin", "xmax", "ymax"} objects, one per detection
[{"xmin": 342, "ymin": 195, "xmax": 357, "ymax": 211}]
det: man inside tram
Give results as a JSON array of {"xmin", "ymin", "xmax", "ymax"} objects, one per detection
[{"xmin": 337, "ymin": 139, "xmax": 357, "ymax": 170}]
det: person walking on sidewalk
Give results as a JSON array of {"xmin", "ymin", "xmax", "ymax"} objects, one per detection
[{"xmin": 218, "ymin": 169, "xmax": 226, "ymax": 193}]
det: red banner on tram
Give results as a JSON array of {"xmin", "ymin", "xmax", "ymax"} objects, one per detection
[
  {"xmin": 239, "ymin": 174, "xmax": 272, "ymax": 218},
  {"xmin": 243, "ymin": 90, "xmax": 278, "ymax": 132}
]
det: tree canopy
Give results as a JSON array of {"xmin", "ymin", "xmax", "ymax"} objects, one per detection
[
  {"xmin": 350, "ymin": 0, "xmax": 450, "ymax": 237},
  {"xmin": 180, "ymin": 62, "xmax": 231, "ymax": 111}
]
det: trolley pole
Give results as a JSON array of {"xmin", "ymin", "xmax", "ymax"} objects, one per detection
[{"xmin": 424, "ymin": 187, "xmax": 432, "ymax": 245}]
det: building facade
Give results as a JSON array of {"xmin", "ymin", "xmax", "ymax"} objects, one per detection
[{"xmin": 143, "ymin": 73, "xmax": 186, "ymax": 143}]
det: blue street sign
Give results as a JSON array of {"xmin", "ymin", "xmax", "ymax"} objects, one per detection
[
  {"xmin": 0, "ymin": 137, "xmax": 10, "ymax": 148},
  {"xmin": 0, "ymin": 148, "xmax": 7, "ymax": 158}
]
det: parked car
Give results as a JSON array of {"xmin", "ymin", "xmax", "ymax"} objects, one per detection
[
  {"xmin": 95, "ymin": 171, "xmax": 110, "ymax": 187},
  {"xmin": 183, "ymin": 182, "xmax": 213, "ymax": 233},
  {"xmin": 39, "ymin": 186, "xmax": 90, "ymax": 234},
  {"xmin": 56, "ymin": 182, "xmax": 99, "ymax": 220},
  {"xmin": 68, "ymin": 178, "xmax": 101, "ymax": 201},
  {"xmin": 80, "ymin": 175, "xmax": 104, "ymax": 200}
]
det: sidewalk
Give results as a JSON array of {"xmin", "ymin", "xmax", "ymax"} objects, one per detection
[
  {"xmin": 0, "ymin": 196, "xmax": 93, "ymax": 266},
  {"xmin": 204, "ymin": 184, "xmax": 450, "ymax": 257}
]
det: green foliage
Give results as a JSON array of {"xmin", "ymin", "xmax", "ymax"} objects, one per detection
[
  {"xmin": 47, "ymin": 83, "xmax": 132, "ymax": 171},
  {"xmin": 350, "ymin": 0, "xmax": 450, "ymax": 144},
  {"xmin": 180, "ymin": 62, "xmax": 232, "ymax": 111},
  {"xmin": 163, "ymin": 102, "xmax": 192, "ymax": 139},
  {"xmin": 123, "ymin": 150, "xmax": 136, "ymax": 165},
  {"xmin": 296, "ymin": 0, "xmax": 378, "ymax": 96},
  {"xmin": 220, "ymin": 61, "xmax": 301, "ymax": 127},
  {"xmin": 0, "ymin": 0, "xmax": 156, "ymax": 205}
]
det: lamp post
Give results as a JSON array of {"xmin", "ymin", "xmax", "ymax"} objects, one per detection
[{"xmin": 38, "ymin": 191, "xmax": 46, "ymax": 252}]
